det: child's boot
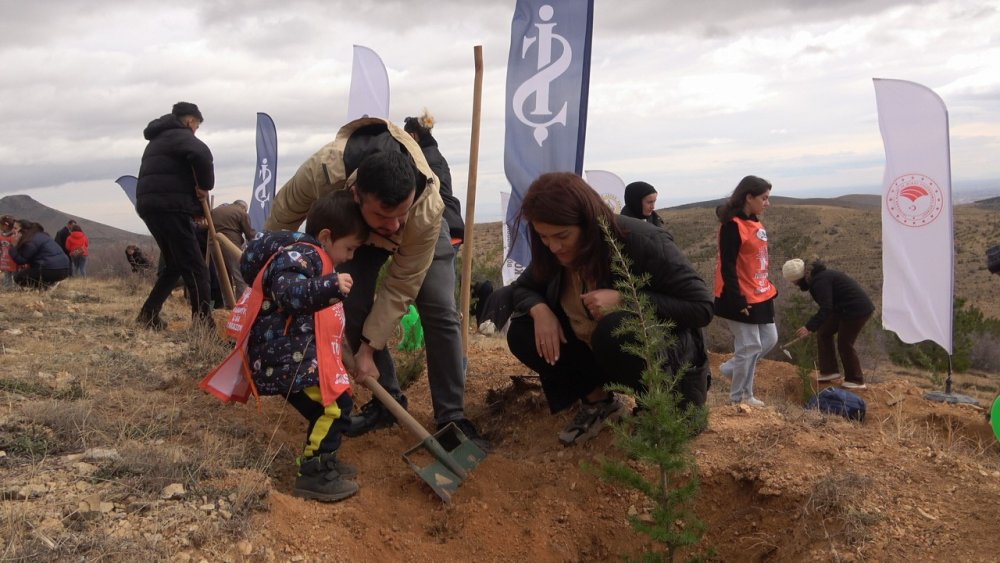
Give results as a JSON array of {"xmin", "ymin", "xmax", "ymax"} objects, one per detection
[{"xmin": 292, "ymin": 453, "xmax": 359, "ymax": 502}]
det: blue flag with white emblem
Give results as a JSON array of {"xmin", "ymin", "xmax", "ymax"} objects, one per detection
[
  {"xmin": 503, "ymin": 0, "xmax": 594, "ymax": 271},
  {"xmin": 249, "ymin": 112, "xmax": 278, "ymax": 232}
]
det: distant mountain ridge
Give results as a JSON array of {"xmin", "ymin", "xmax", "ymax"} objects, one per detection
[{"xmin": 668, "ymin": 193, "xmax": 882, "ymax": 211}]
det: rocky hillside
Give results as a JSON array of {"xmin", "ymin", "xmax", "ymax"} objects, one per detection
[{"xmin": 1, "ymin": 276, "xmax": 999, "ymax": 561}]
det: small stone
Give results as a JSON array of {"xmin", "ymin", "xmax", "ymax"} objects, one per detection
[
  {"xmin": 199, "ymin": 504, "xmax": 215, "ymax": 512},
  {"xmin": 219, "ymin": 509, "xmax": 232, "ymax": 520},
  {"xmin": 99, "ymin": 502, "xmax": 115, "ymax": 513},
  {"xmin": 32, "ymin": 311, "xmax": 44, "ymax": 318},
  {"xmin": 161, "ymin": 483, "xmax": 186, "ymax": 500},
  {"xmin": 82, "ymin": 448, "xmax": 120, "ymax": 462},
  {"xmin": 627, "ymin": 505, "xmax": 638, "ymax": 516},
  {"xmin": 74, "ymin": 462, "xmax": 98, "ymax": 475},
  {"xmin": 237, "ymin": 541, "xmax": 253, "ymax": 556}
]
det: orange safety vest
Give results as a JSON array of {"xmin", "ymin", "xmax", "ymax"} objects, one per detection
[
  {"xmin": 714, "ymin": 216, "xmax": 777, "ymax": 304},
  {"xmin": 200, "ymin": 243, "xmax": 352, "ymax": 406},
  {"xmin": 0, "ymin": 232, "xmax": 17, "ymax": 272}
]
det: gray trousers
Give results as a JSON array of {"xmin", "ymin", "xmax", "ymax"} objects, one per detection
[
  {"xmin": 723, "ymin": 319, "xmax": 777, "ymax": 402},
  {"xmin": 339, "ymin": 221, "xmax": 466, "ymax": 425}
]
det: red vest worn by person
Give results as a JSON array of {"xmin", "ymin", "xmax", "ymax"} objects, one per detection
[
  {"xmin": 0, "ymin": 232, "xmax": 17, "ymax": 272},
  {"xmin": 714, "ymin": 216, "xmax": 777, "ymax": 304},
  {"xmin": 200, "ymin": 243, "xmax": 351, "ymax": 406}
]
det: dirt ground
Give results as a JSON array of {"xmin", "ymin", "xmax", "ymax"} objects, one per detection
[
  {"xmin": 238, "ymin": 334, "xmax": 1000, "ymax": 562},
  {"xmin": 2, "ymin": 282, "xmax": 1000, "ymax": 562}
]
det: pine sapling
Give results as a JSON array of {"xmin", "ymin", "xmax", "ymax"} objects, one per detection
[{"xmin": 596, "ymin": 219, "xmax": 709, "ymax": 562}]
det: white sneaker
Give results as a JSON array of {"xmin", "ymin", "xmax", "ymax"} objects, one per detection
[
  {"xmin": 841, "ymin": 381, "xmax": 867, "ymax": 390},
  {"xmin": 817, "ymin": 373, "xmax": 842, "ymax": 382},
  {"xmin": 744, "ymin": 396, "xmax": 765, "ymax": 407}
]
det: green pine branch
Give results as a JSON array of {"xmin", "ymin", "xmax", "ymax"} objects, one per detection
[{"xmin": 595, "ymin": 218, "xmax": 708, "ymax": 562}]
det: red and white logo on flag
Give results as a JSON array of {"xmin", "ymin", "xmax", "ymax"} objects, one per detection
[{"xmin": 885, "ymin": 173, "xmax": 945, "ymax": 227}]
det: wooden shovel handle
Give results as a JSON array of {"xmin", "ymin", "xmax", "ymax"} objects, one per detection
[
  {"xmin": 781, "ymin": 333, "xmax": 809, "ymax": 349},
  {"xmin": 361, "ymin": 377, "xmax": 432, "ymax": 441}
]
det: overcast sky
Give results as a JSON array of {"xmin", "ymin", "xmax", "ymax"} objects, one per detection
[{"xmin": 2, "ymin": 0, "xmax": 999, "ymax": 235}]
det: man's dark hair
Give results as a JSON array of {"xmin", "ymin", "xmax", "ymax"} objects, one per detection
[
  {"xmin": 67, "ymin": 219, "xmax": 77, "ymax": 226},
  {"xmin": 305, "ymin": 190, "xmax": 371, "ymax": 241},
  {"xmin": 355, "ymin": 150, "xmax": 417, "ymax": 207}
]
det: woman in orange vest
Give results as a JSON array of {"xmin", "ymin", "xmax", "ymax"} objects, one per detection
[{"xmin": 714, "ymin": 176, "xmax": 778, "ymax": 407}]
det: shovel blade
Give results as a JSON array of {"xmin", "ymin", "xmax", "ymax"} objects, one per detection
[
  {"xmin": 402, "ymin": 423, "xmax": 486, "ymax": 502},
  {"xmin": 782, "ymin": 349, "xmax": 792, "ymax": 360}
]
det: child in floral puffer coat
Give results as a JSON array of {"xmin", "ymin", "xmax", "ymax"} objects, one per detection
[{"xmin": 240, "ymin": 191, "xmax": 369, "ymax": 502}]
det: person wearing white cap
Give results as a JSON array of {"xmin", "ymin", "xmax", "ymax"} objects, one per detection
[{"xmin": 782, "ymin": 257, "xmax": 875, "ymax": 389}]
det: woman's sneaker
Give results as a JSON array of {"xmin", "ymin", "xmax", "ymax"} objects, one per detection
[
  {"xmin": 817, "ymin": 373, "xmax": 843, "ymax": 382},
  {"xmin": 841, "ymin": 381, "xmax": 867, "ymax": 390},
  {"xmin": 558, "ymin": 393, "xmax": 628, "ymax": 446}
]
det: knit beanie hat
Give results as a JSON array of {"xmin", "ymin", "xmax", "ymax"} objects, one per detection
[
  {"xmin": 172, "ymin": 101, "xmax": 203, "ymax": 122},
  {"xmin": 782, "ymin": 258, "xmax": 805, "ymax": 282}
]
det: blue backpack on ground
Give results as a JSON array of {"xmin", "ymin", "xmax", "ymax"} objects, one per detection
[{"xmin": 806, "ymin": 387, "xmax": 866, "ymax": 422}]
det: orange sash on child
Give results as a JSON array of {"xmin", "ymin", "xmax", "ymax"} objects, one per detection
[{"xmin": 200, "ymin": 243, "xmax": 352, "ymax": 406}]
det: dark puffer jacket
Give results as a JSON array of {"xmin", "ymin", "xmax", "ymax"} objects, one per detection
[
  {"xmin": 241, "ymin": 231, "xmax": 349, "ymax": 395},
  {"xmin": 135, "ymin": 114, "xmax": 214, "ymax": 217},
  {"xmin": 512, "ymin": 216, "xmax": 713, "ymax": 406},
  {"xmin": 417, "ymin": 132, "xmax": 465, "ymax": 242},
  {"xmin": 801, "ymin": 262, "xmax": 875, "ymax": 332},
  {"xmin": 11, "ymin": 232, "xmax": 70, "ymax": 271}
]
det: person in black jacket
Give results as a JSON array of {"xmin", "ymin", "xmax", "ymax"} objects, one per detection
[
  {"xmin": 507, "ymin": 172, "xmax": 713, "ymax": 445},
  {"xmin": 404, "ymin": 111, "xmax": 465, "ymax": 248},
  {"xmin": 9, "ymin": 220, "xmax": 70, "ymax": 289},
  {"xmin": 125, "ymin": 245, "xmax": 152, "ymax": 273},
  {"xmin": 134, "ymin": 102, "xmax": 215, "ymax": 330},
  {"xmin": 620, "ymin": 181, "xmax": 664, "ymax": 228},
  {"xmin": 782, "ymin": 258, "xmax": 875, "ymax": 389}
]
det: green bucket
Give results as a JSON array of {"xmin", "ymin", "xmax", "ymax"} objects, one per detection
[{"xmin": 991, "ymin": 395, "xmax": 1000, "ymax": 442}]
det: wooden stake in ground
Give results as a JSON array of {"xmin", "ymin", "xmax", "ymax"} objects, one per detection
[
  {"xmin": 201, "ymin": 198, "xmax": 236, "ymax": 309},
  {"xmin": 459, "ymin": 45, "xmax": 484, "ymax": 354}
]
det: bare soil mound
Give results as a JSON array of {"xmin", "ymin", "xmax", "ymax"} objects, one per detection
[{"xmin": 2, "ymin": 279, "xmax": 999, "ymax": 562}]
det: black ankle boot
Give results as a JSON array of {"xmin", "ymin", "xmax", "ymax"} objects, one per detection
[{"xmin": 292, "ymin": 454, "xmax": 359, "ymax": 502}]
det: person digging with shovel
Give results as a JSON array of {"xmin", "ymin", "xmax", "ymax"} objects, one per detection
[{"xmin": 781, "ymin": 257, "xmax": 875, "ymax": 390}]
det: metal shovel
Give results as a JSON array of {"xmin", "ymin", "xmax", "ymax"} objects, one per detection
[
  {"xmin": 360, "ymin": 377, "xmax": 486, "ymax": 502},
  {"xmin": 780, "ymin": 333, "xmax": 809, "ymax": 360}
]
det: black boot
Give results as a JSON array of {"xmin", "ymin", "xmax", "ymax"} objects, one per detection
[
  {"xmin": 135, "ymin": 309, "xmax": 167, "ymax": 331},
  {"xmin": 344, "ymin": 394, "xmax": 408, "ymax": 438},
  {"xmin": 292, "ymin": 454, "xmax": 359, "ymax": 502}
]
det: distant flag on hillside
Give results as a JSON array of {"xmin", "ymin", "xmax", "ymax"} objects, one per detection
[
  {"xmin": 874, "ymin": 78, "xmax": 954, "ymax": 353},
  {"xmin": 115, "ymin": 175, "xmax": 137, "ymax": 208},
  {"xmin": 584, "ymin": 170, "xmax": 626, "ymax": 212},
  {"xmin": 503, "ymin": 0, "xmax": 594, "ymax": 271},
  {"xmin": 347, "ymin": 45, "xmax": 390, "ymax": 121},
  {"xmin": 249, "ymin": 112, "xmax": 277, "ymax": 232}
]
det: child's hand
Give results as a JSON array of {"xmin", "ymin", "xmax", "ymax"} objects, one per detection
[{"xmin": 338, "ymin": 273, "xmax": 353, "ymax": 295}]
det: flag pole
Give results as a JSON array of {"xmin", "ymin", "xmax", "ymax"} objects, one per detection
[{"xmin": 460, "ymin": 45, "xmax": 484, "ymax": 354}]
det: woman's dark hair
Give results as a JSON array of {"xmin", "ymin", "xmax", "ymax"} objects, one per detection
[
  {"xmin": 305, "ymin": 190, "xmax": 371, "ymax": 241},
  {"xmin": 15, "ymin": 220, "xmax": 43, "ymax": 251},
  {"xmin": 71, "ymin": 225, "xmax": 83, "ymax": 233},
  {"xmin": 716, "ymin": 175, "xmax": 772, "ymax": 223},
  {"xmin": 516, "ymin": 172, "xmax": 623, "ymax": 285}
]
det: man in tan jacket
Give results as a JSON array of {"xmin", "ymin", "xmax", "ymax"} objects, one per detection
[
  {"xmin": 264, "ymin": 117, "xmax": 486, "ymax": 448},
  {"xmin": 211, "ymin": 200, "xmax": 255, "ymax": 294}
]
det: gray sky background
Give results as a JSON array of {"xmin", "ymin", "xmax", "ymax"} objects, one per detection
[{"xmin": 2, "ymin": 0, "xmax": 999, "ymax": 235}]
